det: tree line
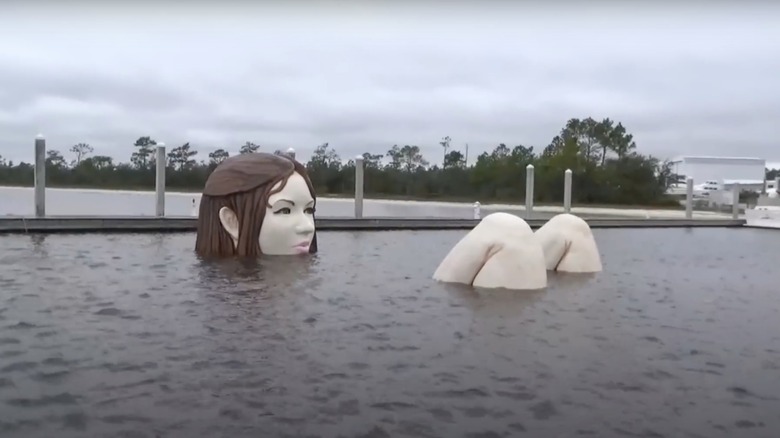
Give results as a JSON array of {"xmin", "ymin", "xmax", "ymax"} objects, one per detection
[{"xmin": 2, "ymin": 116, "xmax": 759, "ymax": 207}]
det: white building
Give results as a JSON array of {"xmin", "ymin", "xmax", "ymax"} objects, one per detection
[
  {"xmin": 667, "ymin": 156, "xmax": 768, "ymax": 206},
  {"xmin": 669, "ymin": 156, "xmax": 766, "ymax": 187}
]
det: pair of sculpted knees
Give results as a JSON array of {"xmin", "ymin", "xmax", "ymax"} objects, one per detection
[{"xmin": 433, "ymin": 212, "xmax": 602, "ymax": 290}]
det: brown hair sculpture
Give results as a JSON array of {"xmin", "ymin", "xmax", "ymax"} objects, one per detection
[{"xmin": 195, "ymin": 152, "xmax": 318, "ymax": 257}]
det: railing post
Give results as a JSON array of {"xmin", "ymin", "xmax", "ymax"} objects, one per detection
[
  {"xmin": 286, "ymin": 147, "xmax": 296, "ymax": 160},
  {"xmin": 563, "ymin": 169, "xmax": 572, "ymax": 213},
  {"xmin": 685, "ymin": 177, "xmax": 693, "ymax": 219},
  {"xmin": 354, "ymin": 155, "xmax": 364, "ymax": 219},
  {"xmin": 34, "ymin": 134, "xmax": 46, "ymax": 217},
  {"xmin": 473, "ymin": 201, "xmax": 481, "ymax": 219},
  {"xmin": 732, "ymin": 182, "xmax": 740, "ymax": 219},
  {"xmin": 525, "ymin": 164, "xmax": 534, "ymax": 219},
  {"xmin": 155, "ymin": 143, "xmax": 166, "ymax": 217}
]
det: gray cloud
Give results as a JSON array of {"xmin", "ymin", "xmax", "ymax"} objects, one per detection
[{"xmin": 0, "ymin": 1, "xmax": 779, "ymax": 165}]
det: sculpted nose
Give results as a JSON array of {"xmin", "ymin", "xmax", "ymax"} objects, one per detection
[{"xmin": 295, "ymin": 217, "xmax": 315, "ymax": 235}]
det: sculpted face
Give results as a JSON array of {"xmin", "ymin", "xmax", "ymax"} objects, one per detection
[
  {"xmin": 218, "ymin": 172, "xmax": 316, "ymax": 255},
  {"xmin": 259, "ymin": 172, "xmax": 316, "ymax": 255}
]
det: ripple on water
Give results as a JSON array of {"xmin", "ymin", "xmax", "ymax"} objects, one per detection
[{"xmin": 0, "ymin": 228, "xmax": 779, "ymax": 437}]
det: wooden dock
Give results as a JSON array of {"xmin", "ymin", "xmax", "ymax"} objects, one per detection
[{"xmin": 0, "ymin": 215, "xmax": 747, "ymax": 234}]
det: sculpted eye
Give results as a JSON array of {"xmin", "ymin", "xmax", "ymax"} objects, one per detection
[
  {"xmin": 274, "ymin": 207, "xmax": 291, "ymax": 215},
  {"xmin": 304, "ymin": 207, "xmax": 315, "ymax": 215}
]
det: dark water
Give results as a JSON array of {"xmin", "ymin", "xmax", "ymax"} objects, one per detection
[{"xmin": 1, "ymin": 228, "xmax": 779, "ymax": 438}]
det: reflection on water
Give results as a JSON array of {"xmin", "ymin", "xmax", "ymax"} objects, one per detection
[
  {"xmin": 0, "ymin": 228, "xmax": 779, "ymax": 437},
  {"xmin": 195, "ymin": 255, "xmax": 322, "ymax": 292},
  {"xmin": 28, "ymin": 234, "xmax": 49, "ymax": 257}
]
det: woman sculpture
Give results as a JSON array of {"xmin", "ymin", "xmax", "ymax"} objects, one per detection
[
  {"xmin": 195, "ymin": 152, "xmax": 318, "ymax": 257},
  {"xmin": 433, "ymin": 212, "xmax": 548, "ymax": 290}
]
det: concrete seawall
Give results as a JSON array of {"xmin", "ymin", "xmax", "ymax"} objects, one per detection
[{"xmin": 0, "ymin": 216, "xmax": 747, "ymax": 234}]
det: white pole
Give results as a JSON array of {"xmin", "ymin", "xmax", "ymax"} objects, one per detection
[
  {"xmin": 473, "ymin": 201, "xmax": 481, "ymax": 219},
  {"xmin": 563, "ymin": 169, "xmax": 572, "ymax": 213},
  {"xmin": 762, "ymin": 171, "xmax": 767, "ymax": 195},
  {"xmin": 685, "ymin": 177, "xmax": 693, "ymax": 219},
  {"xmin": 155, "ymin": 143, "xmax": 166, "ymax": 217},
  {"xmin": 34, "ymin": 134, "xmax": 46, "ymax": 217},
  {"xmin": 354, "ymin": 155, "xmax": 364, "ymax": 218},
  {"xmin": 525, "ymin": 164, "xmax": 534, "ymax": 219},
  {"xmin": 732, "ymin": 182, "xmax": 740, "ymax": 219}
]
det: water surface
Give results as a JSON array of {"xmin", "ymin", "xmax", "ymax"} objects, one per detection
[{"xmin": 1, "ymin": 228, "xmax": 778, "ymax": 437}]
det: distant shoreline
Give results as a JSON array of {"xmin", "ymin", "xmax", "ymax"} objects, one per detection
[{"xmin": 0, "ymin": 184, "xmax": 685, "ymax": 211}]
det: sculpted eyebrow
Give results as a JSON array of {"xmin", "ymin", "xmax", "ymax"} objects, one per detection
[{"xmin": 269, "ymin": 199, "xmax": 314, "ymax": 208}]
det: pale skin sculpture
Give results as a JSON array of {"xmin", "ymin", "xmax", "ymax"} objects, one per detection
[
  {"xmin": 433, "ymin": 212, "xmax": 548, "ymax": 290},
  {"xmin": 194, "ymin": 153, "xmax": 318, "ymax": 257},
  {"xmin": 533, "ymin": 213, "xmax": 602, "ymax": 273}
]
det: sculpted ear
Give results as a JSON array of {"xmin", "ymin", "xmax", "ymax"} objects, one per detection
[{"xmin": 218, "ymin": 206, "xmax": 240, "ymax": 243}]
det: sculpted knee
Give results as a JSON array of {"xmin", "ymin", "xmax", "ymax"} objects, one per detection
[
  {"xmin": 534, "ymin": 213, "xmax": 602, "ymax": 273},
  {"xmin": 433, "ymin": 213, "xmax": 547, "ymax": 290}
]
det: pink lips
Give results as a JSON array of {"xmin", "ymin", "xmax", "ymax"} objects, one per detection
[{"xmin": 293, "ymin": 242, "xmax": 310, "ymax": 254}]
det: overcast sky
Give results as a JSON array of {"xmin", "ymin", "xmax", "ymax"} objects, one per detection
[{"xmin": 1, "ymin": 1, "xmax": 779, "ymax": 167}]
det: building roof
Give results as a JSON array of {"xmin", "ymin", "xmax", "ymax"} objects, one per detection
[
  {"xmin": 722, "ymin": 179, "xmax": 766, "ymax": 185},
  {"xmin": 670, "ymin": 156, "xmax": 766, "ymax": 165}
]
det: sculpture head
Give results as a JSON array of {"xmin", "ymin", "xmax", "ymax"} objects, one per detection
[{"xmin": 195, "ymin": 152, "xmax": 318, "ymax": 257}]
